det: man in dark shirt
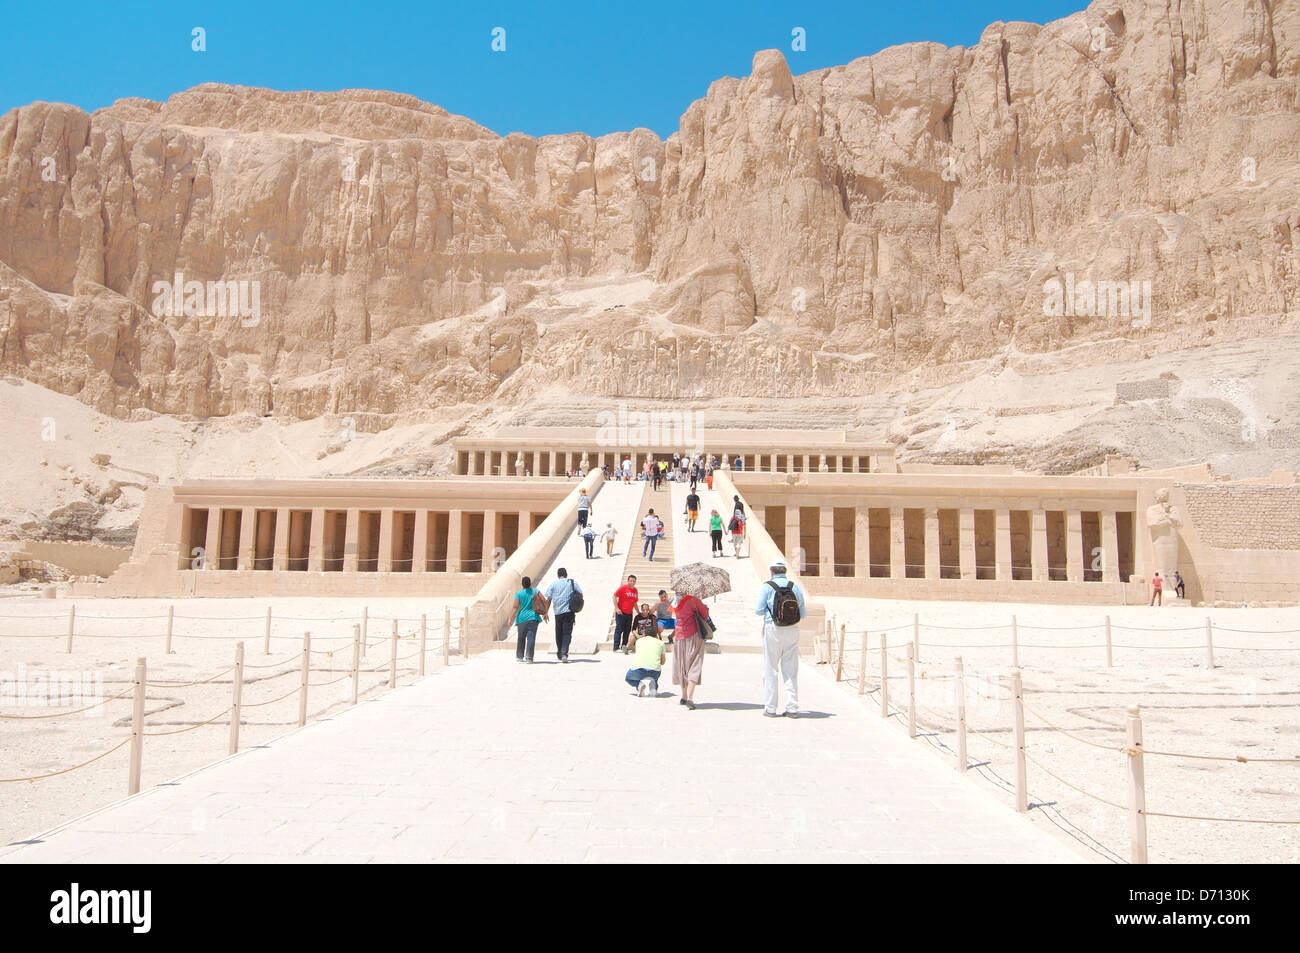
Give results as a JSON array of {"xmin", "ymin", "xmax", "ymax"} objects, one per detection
[{"xmin": 684, "ymin": 490, "xmax": 701, "ymax": 532}]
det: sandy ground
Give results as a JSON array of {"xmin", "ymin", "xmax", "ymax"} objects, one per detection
[
  {"xmin": 0, "ymin": 596, "xmax": 469, "ymax": 849},
  {"xmin": 819, "ymin": 597, "xmax": 1300, "ymax": 864}
]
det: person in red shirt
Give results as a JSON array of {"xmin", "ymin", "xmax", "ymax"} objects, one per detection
[
  {"xmin": 612, "ymin": 574, "xmax": 639, "ymax": 653},
  {"xmin": 672, "ymin": 590, "xmax": 710, "ymax": 709},
  {"xmin": 1150, "ymin": 572, "xmax": 1163, "ymax": 606}
]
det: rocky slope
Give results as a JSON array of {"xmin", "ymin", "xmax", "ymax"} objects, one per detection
[{"xmin": 0, "ymin": 0, "xmax": 1297, "ymax": 491}]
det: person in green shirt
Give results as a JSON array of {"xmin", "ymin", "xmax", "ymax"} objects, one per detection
[
  {"xmin": 625, "ymin": 606, "xmax": 665, "ymax": 696},
  {"xmin": 709, "ymin": 508, "xmax": 724, "ymax": 557}
]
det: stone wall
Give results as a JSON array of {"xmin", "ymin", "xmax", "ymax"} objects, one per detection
[
  {"xmin": 1182, "ymin": 484, "xmax": 1300, "ymax": 550},
  {"xmin": 1114, "ymin": 380, "xmax": 1171, "ymax": 401}
]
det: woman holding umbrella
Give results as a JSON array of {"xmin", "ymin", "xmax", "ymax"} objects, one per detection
[{"xmin": 668, "ymin": 562, "xmax": 731, "ymax": 710}]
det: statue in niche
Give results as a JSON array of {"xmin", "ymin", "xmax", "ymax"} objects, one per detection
[
  {"xmin": 1145, "ymin": 487, "xmax": 1183, "ymax": 585},
  {"xmin": 514, "ymin": 452, "xmax": 526, "ymax": 477}
]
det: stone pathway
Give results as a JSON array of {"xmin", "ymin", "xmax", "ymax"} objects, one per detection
[{"xmin": 2, "ymin": 650, "xmax": 1083, "ymax": 863}]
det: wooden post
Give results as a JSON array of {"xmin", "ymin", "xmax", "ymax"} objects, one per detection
[
  {"xmin": 1205, "ymin": 617, "xmax": 1215, "ymax": 669},
  {"xmin": 165, "ymin": 605, "xmax": 174, "ymax": 654},
  {"xmin": 835, "ymin": 624, "xmax": 846, "ymax": 682},
  {"xmin": 443, "ymin": 606, "xmax": 452, "ymax": 664},
  {"xmin": 350, "ymin": 623, "xmax": 360, "ymax": 706},
  {"xmin": 361, "ymin": 606, "xmax": 369, "ymax": 658},
  {"xmin": 389, "ymin": 620, "xmax": 399, "ymax": 689},
  {"xmin": 955, "ymin": 656, "xmax": 968, "ymax": 773},
  {"xmin": 1105, "ymin": 614, "xmax": 1113, "ymax": 667},
  {"xmin": 228, "ymin": 642, "xmax": 244, "ymax": 755},
  {"xmin": 128, "ymin": 657, "xmax": 145, "ymax": 795},
  {"xmin": 913, "ymin": 613, "xmax": 920, "ymax": 665},
  {"xmin": 1012, "ymin": 669, "xmax": 1027, "ymax": 812},
  {"xmin": 857, "ymin": 631, "xmax": 869, "ymax": 695},
  {"xmin": 1010, "ymin": 614, "xmax": 1019, "ymax": 669},
  {"xmin": 263, "ymin": 605, "xmax": 272, "ymax": 655},
  {"xmin": 65, "ymin": 605, "xmax": 75, "ymax": 654},
  {"xmin": 879, "ymin": 633, "xmax": 889, "ymax": 718},
  {"xmin": 419, "ymin": 614, "xmax": 427, "ymax": 677},
  {"xmin": 297, "ymin": 631, "xmax": 311, "ymax": 727},
  {"xmin": 906, "ymin": 643, "xmax": 917, "ymax": 738},
  {"xmin": 1127, "ymin": 706, "xmax": 1149, "ymax": 864}
]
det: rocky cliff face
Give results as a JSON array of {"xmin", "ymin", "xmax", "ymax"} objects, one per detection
[{"xmin": 1, "ymin": 0, "xmax": 1297, "ymax": 423}]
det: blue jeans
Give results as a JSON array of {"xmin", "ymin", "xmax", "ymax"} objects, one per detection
[
  {"xmin": 625, "ymin": 667, "xmax": 660, "ymax": 689},
  {"xmin": 643, "ymin": 535, "xmax": 658, "ymax": 559},
  {"xmin": 515, "ymin": 620, "xmax": 538, "ymax": 661}
]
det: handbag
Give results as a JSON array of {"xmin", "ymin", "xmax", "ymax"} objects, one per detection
[
  {"xmin": 568, "ymin": 578, "xmax": 584, "ymax": 613},
  {"xmin": 692, "ymin": 600, "xmax": 716, "ymax": 641},
  {"xmin": 529, "ymin": 589, "xmax": 549, "ymax": 619}
]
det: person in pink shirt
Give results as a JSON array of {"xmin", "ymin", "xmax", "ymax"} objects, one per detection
[{"xmin": 671, "ymin": 590, "xmax": 710, "ymax": 710}]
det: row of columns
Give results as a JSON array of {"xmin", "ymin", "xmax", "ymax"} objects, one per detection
[{"xmin": 460, "ymin": 448, "xmax": 883, "ymax": 475}]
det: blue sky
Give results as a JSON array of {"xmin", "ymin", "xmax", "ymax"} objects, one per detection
[{"xmin": 1, "ymin": 0, "xmax": 1088, "ymax": 138}]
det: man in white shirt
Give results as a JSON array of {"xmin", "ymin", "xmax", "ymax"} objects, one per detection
[
  {"xmin": 753, "ymin": 560, "xmax": 807, "ymax": 717},
  {"xmin": 641, "ymin": 509, "xmax": 663, "ymax": 561}
]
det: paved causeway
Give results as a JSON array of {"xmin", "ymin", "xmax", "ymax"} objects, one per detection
[{"xmin": 3, "ymin": 651, "xmax": 1082, "ymax": 863}]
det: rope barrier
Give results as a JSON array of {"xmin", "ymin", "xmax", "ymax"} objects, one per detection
[
  {"xmin": 239, "ymin": 685, "xmax": 302, "ymax": 708},
  {"xmin": 148, "ymin": 666, "xmax": 236, "ymax": 689},
  {"xmin": 1140, "ymin": 748, "xmax": 1300, "ymax": 765},
  {"xmin": 0, "ymin": 737, "xmax": 132, "ymax": 783},
  {"xmin": 1140, "ymin": 809, "xmax": 1300, "ymax": 825},
  {"xmin": 922, "ymin": 622, "xmax": 1010, "ymax": 631},
  {"xmin": 240, "ymin": 656, "xmax": 300, "ymax": 670},
  {"xmin": 1211, "ymin": 627, "xmax": 1300, "ymax": 635},
  {"xmin": 1215, "ymin": 644, "xmax": 1300, "ymax": 651},
  {"xmin": 143, "ymin": 705, "xmax": 233, "ymax": 737},
  {"xmin": 1023, "ymin": 751, "xmax": 1128, "ymax": 811},
  {"xmin": 0, "ymin": 684, "xmax": 135, "ymax": 719},
  {"xmin": 308, "ymin": 672, "xmax": 353, "ymax": 688},
  {"xmin": 1110, "ymin": 624, "xmax": 1202, "ymax": 632},
  {"xmin": 964, "ymin": 725, "xmax": 1015, "ymax": 749},
  {"xmin": 1019, "ymin": 701, "xmax": 1126, "ymax": 752}
]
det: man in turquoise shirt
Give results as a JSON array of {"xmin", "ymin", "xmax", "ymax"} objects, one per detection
[{"xmin": 753, "ymin": 560, "xmax": 806, "ymax": 717}]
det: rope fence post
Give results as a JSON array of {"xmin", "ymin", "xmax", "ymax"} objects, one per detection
[
  {"xmin": 1010, "ymin": 614, "xmax": 1019, "ymax": 669},
  {"xmin": 857, "ymin": 631, "xmax": 869, "ymax": 695},
  {"xmin": 1105, "ymin": 614, "xmax": 1113, "ymax": 667},
  {"xmin": 913, "ymin": 613, "xmax": 920, "ymax": 665},
  {"xmin": 165, "ymin": 605, "xmax": 174, "ymax": 655},
  {"xmin": 350, "ymin": 623, "xmax": 360, "ymax": 706},
  {"xmin": 955, "ymin": 656, "xmax": 968, "ymax": 773},
  {"xmin": 906, "ymin": 642, "xmax": 917, "ymax": 738},
  {"xmin": 297, "ymin": 631, "xmax": 311, "ymax": 727},
  {"xmin": 66, "ymin": 604, "xmax": 75, "ymax": 654},
  {"xmin": 361, "ymin": 606, "xmax": 369, "ymax": 658},
  {"xmin": 229, "ymin": 641, "xmax": 244, "ymax": 755},
  {"xmin": 835, "ymin": 624, "xmax": 846, "ymax": 682},
  {"xmin": 1012, "ymin": 668, "xmax": 1027, "ymax": 812},
  {"xmin": 389, "ymin": 620, "xmax": 399, "ymax": 689},
  {"xmin": 263, "ymin": 605, "xmax": 272, "ymax": 655},
  {"xmin": 443, "ymin": 606, "xmax": 452, "ymax": 665},
  {"xmin": 128, "ymin": 657, "xmax": 145, "ymax": 795},
  {"xmin": 1127, "ymin": 705, "xmax": 1148, "ymax": 864},
  {"xmin": 419, "ymin": 614, "xmax": 427, "ymax": 677},
  {"xmin": 1205, "ymin": 617, "xmax": 1215, "ymax": 669},
  {"xmin": 879, "ymin": 633, "xmax": 889, "ymax": 718}
]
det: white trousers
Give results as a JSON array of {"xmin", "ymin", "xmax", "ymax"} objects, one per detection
[{"xmin": 762, "ymin": 620, "xmax": 800, "ymax": 714}]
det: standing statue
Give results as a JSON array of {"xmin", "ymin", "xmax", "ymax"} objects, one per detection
[
  {"xmin": 514, "ymin": 452, "xmax": 526, "ymax": 477},
  {"xmin": 1145, "ymin": 487, "xmax": 1183, "ymax": 584},
  {"xmin": 818, "ymin": 454, "xmax": 829, "ymax": 473}
]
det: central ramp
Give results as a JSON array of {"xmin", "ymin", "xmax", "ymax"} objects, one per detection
[{"xmin": 1, "ymin": 652, "xmax": 1083, "ymax": 863}]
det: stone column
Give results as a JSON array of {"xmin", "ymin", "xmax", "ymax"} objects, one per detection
[
  {"xmin": 343, "ymin": 508, "xmax": 360, "ymax": 572},
  {"xmin": 1100, "ymin": 509, "xmax": 1120, "ymax": 582},
  {"xmin": 890, "ymin": 506, "xmax": 905, "ymax": 579},
  {"xmin": 518, "ymin": 511, "xmax": 533, "ymax": 548},
  {"xmin": 819, "ymin": 506, "xmax": 835, "ymax": 577},
  {"xmin": 377, "ymin": 509, "xmax": 394, "ymax": 572},
  {"xmin": 445, "ymin": 510, "xmax": 462, "ymax": 573},
  {"xmin": 854, "ymin": 507, "xmax": 870, "ymax": 578},
  {"xmin": 481, "ymin": 509, "xmax": 498, "ymax": 573},
  {"xmin": 308, "ymin": 507, "xmax": 325, "ymax": 572},
  {"xmin": 924, "ymin": 506, "xmax": 940, "ymax": 580},
  {"xmin": 548, "ymin": 450, "xmax": 557, "ymax": 476},
  {"xmin": 1066, "ymin": 509, "xmax": 1084, "ymax": 582},
  {"xmin": 203, "ymin": 508, "xmax": 221, "ymax": 570},
  {"xmin": 1031, "ymin": 509, "xmax": 1049, "ymax": 582},
  {"xmin": 412, "ymin": 511, "xmax": 428, "ymax": 573},
  {"xmin": 995, "ymin": 508, "xmax": 1013, "ymax": 581},
  {"xmin": 529, "ymin": 451, "xmax": 540, "ymax": 476},
  {"xmin": 785, "ymin": 507, "xmax": 802, "ymax": 571},
  {"xmin": 273, "ymin": 506, "xmax": 291, "ymax": 572},
  {"xmin": 237, "ymin": 506, "xmax": 256, "ymax": 570},
  {"xmin": 466, "ymin": 452, "xmax": 477, "ymax": 476},
  {"xmin": 959, "ymin": 507, "xmax": 976, "ymax": 581}
]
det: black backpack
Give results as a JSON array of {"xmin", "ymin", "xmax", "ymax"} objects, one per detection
[
  {"xmin": 766, "ymin": 580, "xmax": 802, "ymax": 627},
  {"xmin": 568, "ymin": 579, "xmax": 584, "ymax": 613}
]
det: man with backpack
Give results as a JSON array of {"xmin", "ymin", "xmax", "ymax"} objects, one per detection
[
  {"xmin": 543, "ymin": 567, "xmax": 583, "ymax": 662},
  {"xmin": 754, "ymin": 560, "xmax": 806, "ymax": 717}
]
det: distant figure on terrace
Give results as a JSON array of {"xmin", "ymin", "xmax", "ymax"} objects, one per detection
[
  {"xmin": 1150, "ymin": 572, "xmax": 1163, "ymax": 606},
  {"xmin": 1174, "ymin": 571, "xmax": 1186, "ymax": 599},
  {"xmin": 734, "ymin": 455, "xmax": 743, "ymax": 472},
  {"xmin": 576, "ymin": 490, "xmax": 592, "ymax": 536}
]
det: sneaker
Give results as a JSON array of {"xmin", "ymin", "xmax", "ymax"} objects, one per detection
[
  {"xmin": 763, "ymin": 711, "xmax": 783, "ymax": 718},
  {"xmin": 784, "ymin": 710, "xmax": 799, "ymax": 719},
  {"xmin": 684, "ymin": 699, "xmax": 696, "ymax": 711},
  {"xmin": 638, "ymin": 679, "xmax": 651, "ymax": 697}
]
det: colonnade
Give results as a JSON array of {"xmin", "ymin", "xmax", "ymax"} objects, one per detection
[{"xmin": 456, "ymin": 447, "xmax": 886, "ymax": 476}]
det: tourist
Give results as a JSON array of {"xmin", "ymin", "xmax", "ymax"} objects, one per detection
[
  {"xmin": 600, "ymin": 521, "xmax": 618, "ymax": 557},
  {"xmin": 733, "ymin": 495, "xmax": 745, "ymax": 518},
  {"xmin": 709, "ymin": 508, "xmax": 724, "ymax": 557},
  {"xmin": 652, "ymin": 462, "xmax": 661, "ymax": 490},
  {"xmin": 1175, "ymin": 571, "xmax": 1186, "ymax": 599},
  {"xmin": 582, "ymin": 522, "xmax": 597, "ymax": 558},
  {"xmin": 625, "ymin": 607, "xmax": 666, "ymax": 697},
  {"xmin": 655, "ymin": 589, "xmax": 676, "ymax": 642},
  {"xmin": 1150, "ymin": 571, "xmax": 1163, "ymax": 606},
  {"xmin": 632, "ymin": 602, "xmax": 658, "ymax": 643},
  {"xmin": 613, "ymin": 574, "xmax": 639, "ymax": 653},
  {"xmin": 671, "ymin": 588, "xmax": 711, "ymax": 709},
  {"xmin": 514, "ymin": 575, "xmax": 545, "ymax": 663},
  {"xmin": 689, "ymin": 465, "xmax": 699, "ymax": 492},
  {"xmin": 576, "ymin": 489, "xmax": 592, "ymax": 536},
  {"xmin": 642, "ymin": 508, "xmax": 664, "ymax": 561},
  {"xmin": 684, "ymin": 488, "xmax": 701, "ymax": 532},
  {"xmin": 734, "ymin": 455, "xmax": 743, "ymax": 472},
  {"xmin": 728, "ymin": 510, "xmax": 745, "ymax": 558},
  {"xmin": 544, "ymin": 568, "xmax": 582, "ymax": 663},
  {"xmin": 754, "ymin": 560, "xmax": 806, "ymax": 717}
]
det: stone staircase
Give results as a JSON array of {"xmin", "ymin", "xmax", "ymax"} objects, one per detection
[{"xmin": 601, "ymin": 480, "xmax": 676, "ymax": 650}]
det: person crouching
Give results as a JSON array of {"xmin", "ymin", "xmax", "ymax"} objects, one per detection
[{"xmin": 625, "ymin": 603, "xmax": 665, "ymax": 696}]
